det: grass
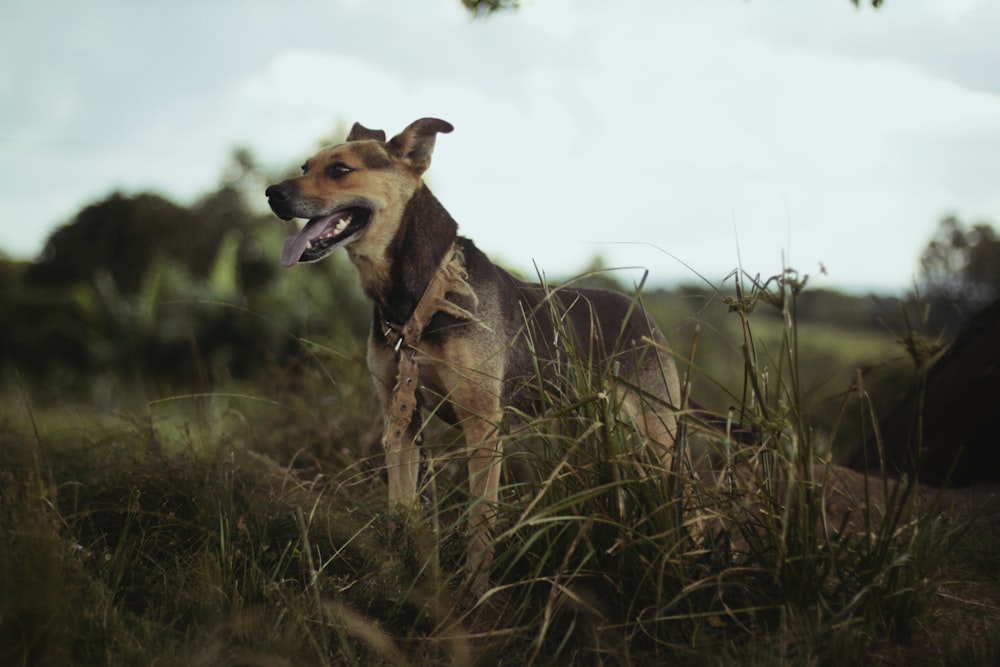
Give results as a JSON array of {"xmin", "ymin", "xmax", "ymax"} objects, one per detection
[{"xmin": 2, "ymin": 268, "xmax": 998, "ymax": 666}]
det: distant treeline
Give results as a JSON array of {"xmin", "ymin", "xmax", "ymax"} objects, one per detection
[
  {"xmin": 1, "ymin": 182, "xmax": 369, "ymax": 402},
  {"xmin": 1, "ymin": 152, "xmax": 996, "ymax": 411}
]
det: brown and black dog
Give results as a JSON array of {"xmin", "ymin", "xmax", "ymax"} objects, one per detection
[{"xmin": 266, "ymin": 118, "xmax": 682, "ymax": 593}]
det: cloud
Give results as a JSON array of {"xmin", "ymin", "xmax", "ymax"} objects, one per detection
[{"xmin": 1, "ymin": 0, "xmax": 998, "ymax": 293}]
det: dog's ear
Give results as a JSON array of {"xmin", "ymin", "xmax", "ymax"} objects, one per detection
[
  {"xmin": 387, "ymin": 118, "xmax": 454, "ymax": 173},
  {"xmin": 346, "ymin": 123, "xmax": 387, "ymax": 142}
]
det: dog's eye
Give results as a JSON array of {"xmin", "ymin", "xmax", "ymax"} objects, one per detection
[
  {"xmin": 325, "ymin": 162, "xmax": 354, "ymax": 179},
  {"xmin": 300, "ymin": 163, "xmax": 308, "ymax": 174}
]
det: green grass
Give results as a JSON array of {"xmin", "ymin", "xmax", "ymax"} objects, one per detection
[{"xmin": 1, "ymin": 269, "xmax": 997, "ymax": 666}]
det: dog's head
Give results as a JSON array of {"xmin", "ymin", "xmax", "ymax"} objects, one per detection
[{"xmin": 266, "ymin": 117, "xmax": 454, "ymax": 267}]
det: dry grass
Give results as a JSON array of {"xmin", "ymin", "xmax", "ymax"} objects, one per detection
[{"xmin": 2, "ymin": 268, "xmax": 998, "ymax": 665}]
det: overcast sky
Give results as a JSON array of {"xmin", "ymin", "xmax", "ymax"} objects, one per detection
[{"xmin": 2, "ymin": 0, "xmax": 998, "ymax": 293}]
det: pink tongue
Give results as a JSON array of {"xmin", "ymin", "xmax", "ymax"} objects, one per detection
[{"xmin": 280, "ymin": 215, "xmax": 337, "ymax": 267}]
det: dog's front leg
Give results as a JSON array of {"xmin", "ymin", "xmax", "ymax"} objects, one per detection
[
  {"xmin": 383, "ymin": 407, "xmax": 424, "ymax": 509},
  {"xmin": 433, "ymin": 348, "xmax": 506, "ymax": 595},
  {"xmin": 368, "ymin": 338, "xmax": 423, "ymax": 510}
]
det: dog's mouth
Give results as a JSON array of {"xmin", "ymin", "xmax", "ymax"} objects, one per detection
[{"xmin": 280, "ymin": 206, "xmax": 372, "ymax": 267}]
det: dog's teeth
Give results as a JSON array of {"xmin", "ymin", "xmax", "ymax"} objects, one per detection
[{"xmin": 333, "ymin": 217, "xmax": 350, "ymax": 235}]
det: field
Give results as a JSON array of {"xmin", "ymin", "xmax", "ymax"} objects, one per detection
[{"xmin": 3, "ymin": 264, "xmax": 1000, "ymax": 667}]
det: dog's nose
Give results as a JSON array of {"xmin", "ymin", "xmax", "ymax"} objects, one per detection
[{"xmin": 265, "ymin": 184, "xmax": 288, "ymax": 202}]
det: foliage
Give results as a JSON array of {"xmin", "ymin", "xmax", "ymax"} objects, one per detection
[
  {"xmin": 919, "ymin": 215, "xmax": 1000, "ymax": 311},
  {"xmin": 459, "ymin": 0, "xmax": 882, "ymax": 15},
  {"xmin": 461, "ymin": 0, "xmax": 520, "ymax": 16},
  {"xmin": 1, "ymin": 191, "xmax": 904, "ymax": 439},
  {"xmin": 2, "ymin": 169, "xmax": 370, "ymax": 403},
  {"xmin": 1, "ymin": 262, "xmax": 985, "ymax": 666}
]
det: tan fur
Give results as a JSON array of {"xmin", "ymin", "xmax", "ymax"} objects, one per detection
[
  {"xmin": 266, "ymin": 118, "xmax": 682, "ymax": 596},
  {"xmin": 275, "ymin": 142, "xmax": 421, "ymax": 300}
]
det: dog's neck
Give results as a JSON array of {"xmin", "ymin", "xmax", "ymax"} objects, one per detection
[{"xmin": 367, "ymin": 183, "xmax": 460, "ymax": 325}]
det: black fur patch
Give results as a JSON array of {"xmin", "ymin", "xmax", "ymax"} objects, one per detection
[
  {"xmin": 380, "ymin": 184, "xmax": 459, "ymax": 324},
  {"xmin": 351, "ymin": 143, "xmax": 394, "ymax": 171}
]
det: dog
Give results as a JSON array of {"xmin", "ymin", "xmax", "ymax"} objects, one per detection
[{"xmin": 265, "ymin": 118, "xmax": 683, "ymax": 594}]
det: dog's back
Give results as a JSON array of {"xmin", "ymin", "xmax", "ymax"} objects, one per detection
[{"xmin": 431, "ymin": 237, "xmax": 681, "ymax": 452}]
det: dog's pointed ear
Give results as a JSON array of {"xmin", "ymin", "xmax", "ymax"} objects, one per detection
[
  {"xmin": 387, "ymin": 118, "xmax": 454, "ymax": 173},
  {"xmin": 346, "ymin": 122, "xmax": 386, "ymax": 142}
]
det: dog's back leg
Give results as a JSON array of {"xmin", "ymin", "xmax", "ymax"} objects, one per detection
[
  {"xmin": 460, "ymin": 412, "xmax": 503, "ymax": 595},
  {"xmin": 620, "ymin": 340, "xmax": 716, "ymax": 545},
  {"xmin": 628, "ymin": 393, "xmax": 679, "ymax": 469},
  {"xmin": 622, "ymin": 337, "xmax": 682, "ymax": 471}
]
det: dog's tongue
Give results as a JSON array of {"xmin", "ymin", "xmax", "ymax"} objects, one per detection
[{"xmin": 280, "ymin": 215, "xmax": 336, "ymax": 267}]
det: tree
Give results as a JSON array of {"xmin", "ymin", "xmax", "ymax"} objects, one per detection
[
  {"xmin": 24, "ymin": 193, "xmax": 201, "ymax": 294},
  {"xmin": 460, "ymin": 0, "xmax": 881, "ymax": 15},
  {"xmin": 919, "ymin": 215, "xmax": 1000, "ymax": 310},
  {"xmin": 23, "ymin": 146, "xmax": 280, "ymax": 297},
  {"xmin": 461, "ymin": 0, "xmax": 518, "ymax": 15}
]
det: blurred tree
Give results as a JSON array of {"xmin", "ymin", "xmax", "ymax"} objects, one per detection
[
  {"xmin": 193, "ymin": 183, "xmax": 276, "ymax": 293},
  {"xmin": 919, "ymin": 215, "xmax": 1000, "ymax": 310},
  {"xmin": 5, "ymin": 145, "xmax": 376, "ymax": 399},
  {"xmin": 218, "ymin": 146, "xmax": 273, "ymax": 214},
  {"xmin": 460, "ymin": 0, "xmax": 881, "ymax": 15},
  {"xmin": 24, "ymin": 193, "xmax": 202, "ymax": 294},
  {"xmin": 461, "ymin": 0, "xmax": 519, "ymax": 15},
  {"xmin": 24, "ymin": 147, "xmax": 278, "ymax": 297},
  {"xmin": 567, "ymin": 255, "xmax": 626, "ymax": 292}
]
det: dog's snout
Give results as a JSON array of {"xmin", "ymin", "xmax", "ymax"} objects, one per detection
[
  {"xmin": 265, "ymin": 183, "xmax": 297, "ymax": 221},
  {"xmin": 265, "ymin": 184, "xmax": 288, "ymax": 202}
]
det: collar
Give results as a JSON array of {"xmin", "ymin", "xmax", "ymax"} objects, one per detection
[{"xmin": 380, "ymin": 242, "xmax": 480, "ymax": 356}]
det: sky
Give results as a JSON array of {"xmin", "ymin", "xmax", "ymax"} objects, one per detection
[{"xmin": 2, "ymin": 0, "xmax": 999, "ymax": 294}]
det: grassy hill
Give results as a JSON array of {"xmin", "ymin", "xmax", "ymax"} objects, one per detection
[{"xmin": 3, "ymin": 263, "xmax": 998, "ymax": 665}]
